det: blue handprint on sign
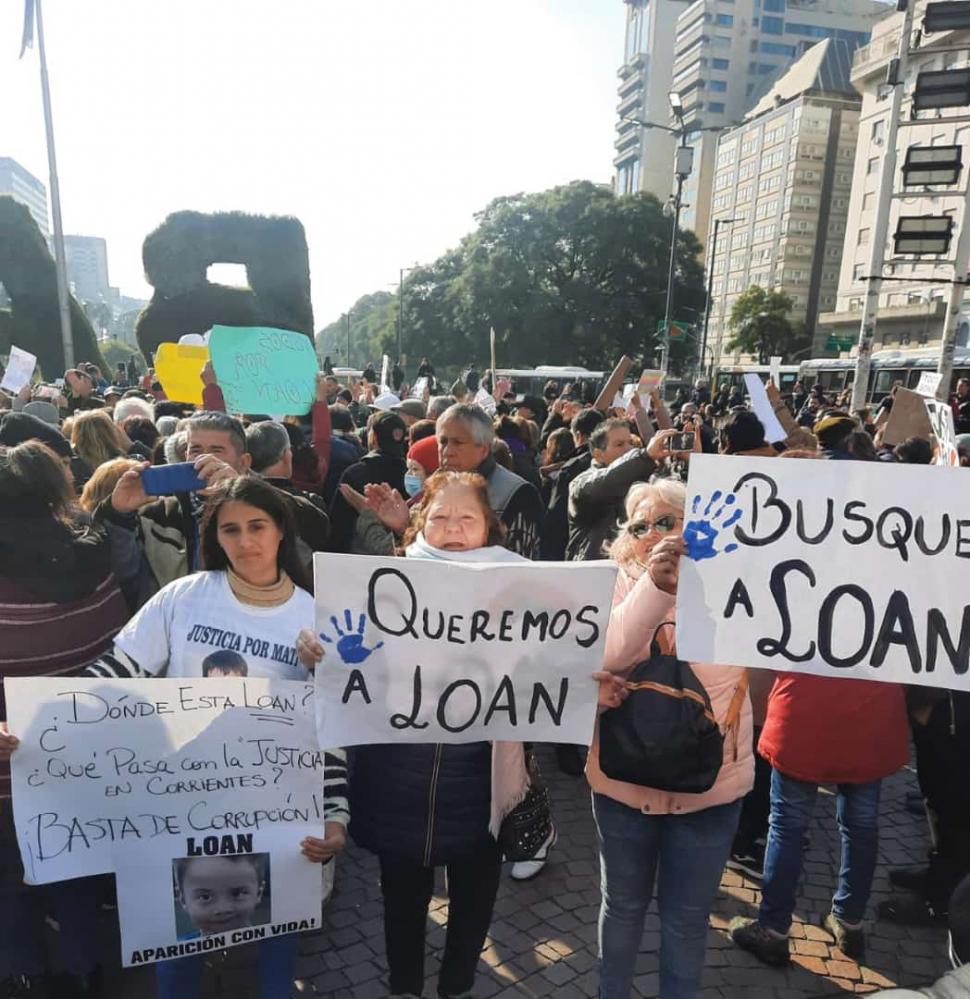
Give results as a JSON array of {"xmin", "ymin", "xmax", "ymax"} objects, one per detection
[
  {"xmin": 320, "ymin": 610, "xmax": 384, "ymax": 665},
  {"xmin": 684, "ymin": 490, "xmax": 742, "ymax": 561}
]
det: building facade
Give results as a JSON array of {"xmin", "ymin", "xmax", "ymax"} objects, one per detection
[
  {"xmin": 674, "ymin": 0, "xmax": 886, "ymax": 248},
  {"xmin": 706, "ymin": 39, "xmax": 861, "ymax": 364},
  {"xmin": 64, "ymin": 234, "xmax": 111, "ymax": 305},
  {"xmin": 0, "ymin": 157, "xmax": 49, "ymax": 238},
  {"xmin": 817, "ymin": 5, "xmax": 970, "ymax": 358},
  {"xmin": 614, "ymin": 0, "xmax": 694, "ymax": 199}
]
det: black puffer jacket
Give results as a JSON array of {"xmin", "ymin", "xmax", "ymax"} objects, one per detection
[{"xmin": 349, "ymin": 741, "xmax": 493, "ymax": 866}]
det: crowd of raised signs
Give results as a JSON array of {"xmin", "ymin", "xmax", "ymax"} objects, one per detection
[{"xmin": 0, "ymin": 351, "xmax": 968, "ymax": 999}]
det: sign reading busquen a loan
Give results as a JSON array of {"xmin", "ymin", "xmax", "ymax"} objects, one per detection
[{"xmin": 677, "ymin": 454, "xmax": 970, "ymax": 690}]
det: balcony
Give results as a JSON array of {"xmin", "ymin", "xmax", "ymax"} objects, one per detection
[{"xmin": 614, "ymin": 128, "xmax": 640, "ymax": 154}]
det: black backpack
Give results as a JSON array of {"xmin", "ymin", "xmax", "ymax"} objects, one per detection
[{"xmin": 599, "ymin": 623, "xmax": 748, "ymax": 794}]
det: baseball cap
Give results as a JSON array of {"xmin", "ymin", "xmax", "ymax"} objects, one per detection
[
  {"xmin": 369, "ymin": 411, "xmax": 407, "ymax": 456},
  {"xmin": 392, "ymin": 399, "xmax": 427, "ymax": 420}
]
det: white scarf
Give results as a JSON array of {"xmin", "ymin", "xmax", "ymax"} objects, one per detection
[{"xmin": 405, "ymin": 532, "xmax": 527, "ymax": 564}]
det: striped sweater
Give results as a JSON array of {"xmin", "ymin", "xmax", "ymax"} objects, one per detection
[{"xmin": 0, "ymin": 573, "xmax": 129, "ymax": 799}]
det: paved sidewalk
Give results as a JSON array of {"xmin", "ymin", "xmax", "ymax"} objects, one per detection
[{"xmin": 103, "ymin": 748, "xmax": 949, "ymax": 998}]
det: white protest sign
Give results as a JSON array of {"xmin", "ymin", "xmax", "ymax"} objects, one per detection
[
  {"xmin": 5, "ymin": 677, "xmax": 326, "ymax": 884},
  {"xmin": 677, "ymin": 454, "xmax": 970, "ymax": 691},
  {"xmin": 313, "ymin": 554, "xmax": 617, "ymax": 746},
  {"xmin": 743, "ymin": 373, "xmax": 786, "ymax": 443},
  {"xmin": 925, "ymin": 397, "xmax": 960, "ymax": 467},
  {"xmin": 473, "ymin": 385, "xmax": 497, "ymax": 416},
  {"xmin": 916, "ymin": 371, "xmax": 943, "ymax": 398},
  {"xmin": 411, "ymin": 376, "xmax": 429, "ymax": 400},
  {"xmin": 1, "ymin": 345, "xmax": 37, "ymax": 394},
  {"xmin": 114, "ymin": 824, "xmax": 320, "ymax": 967}
]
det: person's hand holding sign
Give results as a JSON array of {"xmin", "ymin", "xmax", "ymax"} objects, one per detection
[
  {"xmin": 201, "ymin": 360, "xmax": 217, "ymax": 387},
  {"xmin": 0, "ymin": 721, "xmax": 19, "ymax": 761},
  {"xmin": 301, "ymin": 822, "xmax": 347, "ymax": 864},
  {"xmin": 646, "ymin": 535, "xmax": 685, "ymax": 594},
  {"xmin": 296, "ymin": 628, "xmax": 324, "ymax": 669},
  {"xmin": 592, "ymin": 672, "xmax": 630, "ymax": 714}
]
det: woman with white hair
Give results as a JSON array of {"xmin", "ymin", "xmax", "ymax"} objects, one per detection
[{"xmin": 588, "ymin": 479, "xmax": 754, "ymax": 999}]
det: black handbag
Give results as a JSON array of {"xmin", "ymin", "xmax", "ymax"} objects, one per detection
[
  {"xmin": 498, "ymin": 753, "xmax": 553, "ymax": 862},
  {"xmin": 599, "ymin": 623, "xmax": 748, "ymax": 794}
]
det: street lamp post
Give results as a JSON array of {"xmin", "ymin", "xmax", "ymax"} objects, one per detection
[
  {"xmin": 701, "ymin": 217, "xmax": 737, "ymax": 382},
  {"xmin": 623, "ymin": 98, "xmax": 729, "ymax": 385},
  {"xmin": 345, "ymin": 309, "xmax": 352, "ymax": 366}
]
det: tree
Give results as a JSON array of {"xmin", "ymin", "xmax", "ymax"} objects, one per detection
[
  {"xmin": 100, "ymin": 338, "xmax": 145, "ymax": 376},
  {"xmin": 0, "ymin": 196, "xmax": 105, "ymax": 376},
  {"xmin": 726, "ymin": 287, "xmax": 811, "ymax": 363},
  {"xmin": 315, "ymin": 291, "xmax": 396, "ymax": 368},
  {"xmin": 315, "ymin": 181, "xmax": 706, "ymax": 377},
  {"xmin": 135, "ymin": 211, "xmax": 314, "ymax": 361}
]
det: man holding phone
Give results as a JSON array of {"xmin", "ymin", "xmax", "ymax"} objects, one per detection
[{"xmin": 99, "ymin": 411, "xmax": 329, "ymax": 605}]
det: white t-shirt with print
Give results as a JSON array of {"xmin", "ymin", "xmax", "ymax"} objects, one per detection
[{"xmin": 114, "ymin": 571, "xmax": 311, "ymax": 680}]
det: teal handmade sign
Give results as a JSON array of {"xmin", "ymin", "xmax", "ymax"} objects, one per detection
[{"xmin": 208, "ymin": 326, "xmax": 317, "ymax": 415}]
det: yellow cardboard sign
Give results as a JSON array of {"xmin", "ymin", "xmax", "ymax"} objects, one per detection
[{"xmin": 154, "ymin": 342, "xmax": 209, "ymax": 405}]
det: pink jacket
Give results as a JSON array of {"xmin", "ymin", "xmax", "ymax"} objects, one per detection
[{"xmin": 586, "ymin": 567, "xmax": 754, "ymax": 816}]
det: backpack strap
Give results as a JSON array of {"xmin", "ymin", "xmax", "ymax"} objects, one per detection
[{"xmin": 721, "ymin": 670, "xmax": 750, "ymax": 732}]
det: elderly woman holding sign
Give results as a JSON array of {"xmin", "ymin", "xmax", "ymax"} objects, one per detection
[
  {"xmin": 587, "ymin": 479, "xmax": 754, "ymax": 999},
  {"xmin": 300, "ymin": 470, "xmax": 542, "ymax": 999}
]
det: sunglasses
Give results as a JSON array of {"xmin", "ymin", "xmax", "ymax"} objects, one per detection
[{"xmin": 627, "ymin": 515, "xmax": 680, "ymax": 538}]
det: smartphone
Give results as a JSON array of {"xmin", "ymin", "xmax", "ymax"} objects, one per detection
[
  {"xmin": 34, "ymin": 384, "xmax": 60, "ymax": 400},
  {"xmin": 669, "ymin": 432, "xmax": 695, "ymax": 452},
  {"xmin": 141, "ymin": 462, "xmax": 206, "ymax": 496}
]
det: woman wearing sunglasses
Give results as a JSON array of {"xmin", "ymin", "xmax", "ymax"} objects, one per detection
[{"xmin": 587, "ymin": 479, "xmax": 754, "ymax": 999}]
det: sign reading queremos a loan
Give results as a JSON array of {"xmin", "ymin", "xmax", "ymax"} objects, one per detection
[
  {"xmin": 677, "ymin": 454, "xmax": 970, "ymax": 691},
  {"xmin": 5, "ymin": 677, "xmax": 329, "ymax": 885},
  {"xmin": 313, "ymin": 554, "xmax": 617, "ymax": 747}
]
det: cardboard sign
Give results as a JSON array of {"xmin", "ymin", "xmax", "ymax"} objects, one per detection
[
  {"xmin": 925, "ymin": 397, "xmax": 960, "ymax": 467},
  {"xmin": 209, "ymin": 326, "xmax": 316, "ymax": 415},
  {"xmin": 473, "ymin": 385, "xmax": 497, "ymax": 416},
  {"xmin": 313, "ymin": 555, "xmax": 617, "ymax": 747},
  {"xmin": 5, "ymin": 677, "xmax": 327, "ymax": 885},
  {"xmin": 113, "ymin": 824, "xmax": 320, "ymax": 967},
  {"xmin": 882, "ymin": 387, "xmax": 933, "ymax": 446},
  {"xmin": 380, "ymin": 354, "xmax": 391, "ymax": 394},
  {"xmin": 154, "ymin": 343, "xmax": 209, "ymax": 405},
  {"xmin": 743, "ymin": 373, "xmax": 787, "ymax": 444},
  {"xmin": 916, "ymin": 372, "xmax": 943, "ymax": 398},
  {"xmin": 411, "ymin": 376, "xmax": 429, "ymax": 401},
  {"xmin": 0, "ymin": 345, "xmax": 37, "ymax": 394},
  {"xmin": 677, "ymin": 454, "xmax": 970, "ymax": 691}
]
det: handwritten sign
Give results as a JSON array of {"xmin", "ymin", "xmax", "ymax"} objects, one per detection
[
  {"xmin": 1, "ymin": 345, "xmax": 37, "ymax": 394},
  {"xmin": 5, "ymin": 677, "xmax": 327, "ymax": 885},
  {"xmin": 925, "ymin": 397, "xmax": 959, "ymax": 467},
  {"xmin": 209, "ymin": 326, "xmax": 316, "ymax": 415},
  {"xmin": 313, "ymin": 554, "xmax": 617, "ymax": 746},
  {"xmin": 154, "ymin": 342, "xmax": 209, "ymax": 405},
  {"xmin": 113, "ymin": 824, "xmax": 320, "ymax": 967},
  {"xmin": 916, "ymin": 372, "xmax": 943, "ymax": 398},
  {"xmin": 678, "ymin": 454, "xmax": 970, "ymax": 691}
]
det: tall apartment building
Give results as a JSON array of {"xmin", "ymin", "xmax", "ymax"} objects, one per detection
[
  {"xmin": 671, "ymin": 0, "xmax": 886, "ymax": 247},
  {"xmin": 614, "ymin": 0, "xmax": 694, "ymax": 199},
  {"xmin": 706, "ymin": 39, "xmax": 861, "ymax": 364},
  {"xmin": 64, "ymin": 235, "xmax": 111, "ymax": 305},
  {"xmin": 0, "ymin": 157, "xmax": 49, "ymax": 238},
  {"xmin": 817, "ymin": 5, "xmax": 970, "ymax": 355}
]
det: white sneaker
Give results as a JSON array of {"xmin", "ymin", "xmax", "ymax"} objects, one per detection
[{"xmin": 509, "ymin": 827, "xmax": 557, "ymax": 881}]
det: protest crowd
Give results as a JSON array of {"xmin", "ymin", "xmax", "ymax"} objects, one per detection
[{"xmin": 0, "ymin": 352, "xmax": 969, "ymax": 999}]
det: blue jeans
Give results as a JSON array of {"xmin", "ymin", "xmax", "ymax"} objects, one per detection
[
  {"xmin": 759, "ymin": 769, "xmax": 881, "ymax": 935},
  {"xmin": 155, "ymin": 934, "xmax": 300, "ymax": 999},
  {"xmin": 593, "ymin": 793, "xmax": 741, "ymax": 999}
]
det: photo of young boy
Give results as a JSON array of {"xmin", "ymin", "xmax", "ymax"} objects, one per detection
[
  {"xmin": 201, "ymin": 649, "xmax": 248, "ymax": 678},
  {"xmin": 172, "ymin": 853, "xmax": 271, "ymax": 939}
]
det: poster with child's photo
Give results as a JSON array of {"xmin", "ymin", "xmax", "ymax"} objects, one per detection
[{"xmin": 113, "ymin": 828, "xmax": 323, "ymax": 967}]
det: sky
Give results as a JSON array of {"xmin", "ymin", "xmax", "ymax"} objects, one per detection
[{"xmin": 3, "ymin": 0, "xmax": 624, "ymax": 329}]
